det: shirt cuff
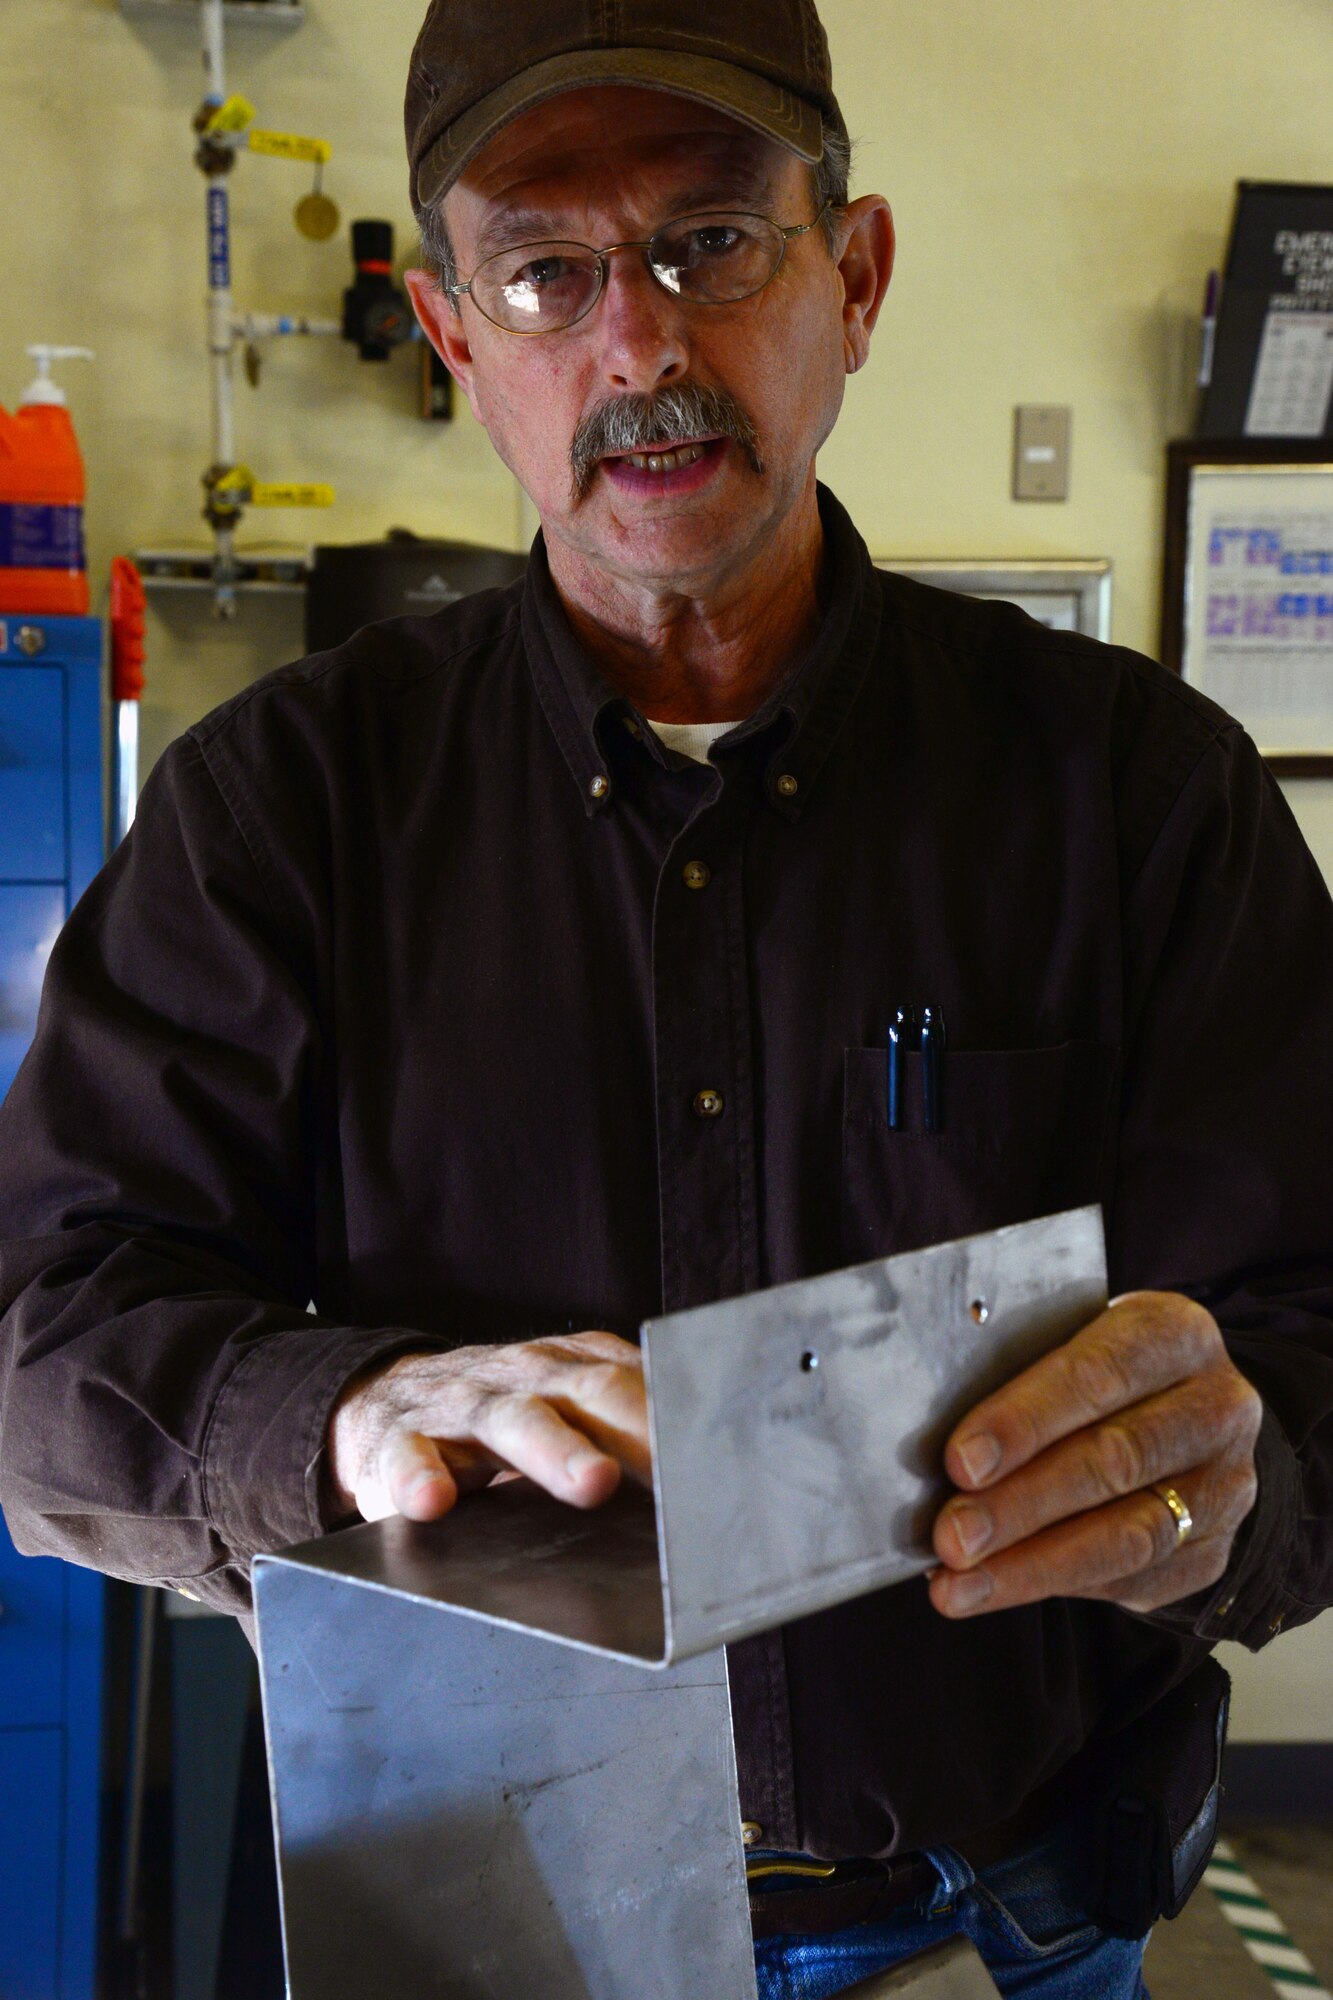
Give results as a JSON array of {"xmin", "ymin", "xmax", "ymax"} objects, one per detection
[
  {"xmin": 200, "ymin": 1321, "xmax": 454, "ymax": 1560},
  {"xmin": 1132, "ymin": 1401, "xmax": 1301, "ymax": 1649}
]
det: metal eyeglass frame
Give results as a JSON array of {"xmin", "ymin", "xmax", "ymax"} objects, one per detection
[{"xmin": 447, "ymin": 206, "xmax": 831, "ymax": 335}]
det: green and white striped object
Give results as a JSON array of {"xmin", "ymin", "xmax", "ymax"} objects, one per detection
[{"xmin": 1204, "ymin": 1839, "xmax": 1332, "ymax": 2000}]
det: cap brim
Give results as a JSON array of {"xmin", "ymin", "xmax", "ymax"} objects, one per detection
[{"xmin": 414, "ymin": 47, "xmax": 824, "ymax": 211}]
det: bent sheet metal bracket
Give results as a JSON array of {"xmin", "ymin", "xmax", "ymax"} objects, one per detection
[{"xmin": 255, "ymin": 1207, "xmax": 1105, "ymax": 1998}]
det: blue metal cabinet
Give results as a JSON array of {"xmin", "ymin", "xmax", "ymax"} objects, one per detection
[
  {"xmin": 0, "ymin": 1730, "xmax": 63, "ymax": 1998},
  {"xmin": 0, "ymin": 882, "xmax": 69, "ymax": 1104},
  {"xmin": 0, "ymin": 668, "xmax": 66, "ymax": 880},
  {"xmin": 0, "ymin": 613, "xmax": 106, "ymax": 1998},
  {"xmin": 0, "ymin": 1553, "xmax": 105, "ymax": 2000},
  {"xmin": 0, "ymin": 1492, "xmax": 67, "ymax": 1731}
]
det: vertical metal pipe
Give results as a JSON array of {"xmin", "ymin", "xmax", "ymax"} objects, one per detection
[
  {"xmin": 207, "ymin": 182, "xmax": 236, "ymax": 468},
  {"xmin": 207, "ymin": 178, "xmax": 239, "ymax": 618},
  {"xmin": 201, "ymin": 0, "xmax": 227, "ymax": 107},
  {"xmin": 113, "ymin": 699, "xmax": 140, "ymax": 845},
  {"xmin": 213, "ymin": 522, "xmax": 238, "ymax": 619},
  {"xmin": 200, "ymin": 0, "xmax": 238, "ymax": 614},
  {"xmin": 116, "ymin": 1588, "xmax": 158, "ymax": 1944}
]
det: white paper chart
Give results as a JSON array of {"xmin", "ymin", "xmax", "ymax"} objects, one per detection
[
  {"xmin": 1184, "ymin": 468, "xmax": 1333, "ymax": 752},
  {"xmin": 1245, "ymin": 313, "xmax": 1333, "ymax": 437}
]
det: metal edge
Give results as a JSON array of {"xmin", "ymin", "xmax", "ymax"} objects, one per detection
[
  {"xmin": 254, "ymin": 1208, "xmax": 1104, "ymax": 1674},
  {"xmin": 644, "ymin": 1206, "xmax": 1107, "ymax": 1664},
  {"xmin": 120, "ymin": 0, "xmax": 304, "ymax": 21},
  {"xmin": 251, "ymin": 1576, "xmax": 297, "ymax": 1986},
  {"xmin": 251, "ymin": 1546, "xmax": 673, "ymax": 1672},
  {"xmin": 642, "ymin": 1336, "xmax": 678, "ymax": 1663},
  {"xmin": 874, "ymin": 558, "xmax": 1113, "ymax": 642}
]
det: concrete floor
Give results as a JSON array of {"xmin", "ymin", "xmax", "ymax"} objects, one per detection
[{"xmin": 1144, "ymin": 1823, "xmax": 1333, "ymax": 1999}]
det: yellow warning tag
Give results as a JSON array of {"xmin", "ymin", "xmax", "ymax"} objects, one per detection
[
  {"xmin": 250, "ymin": 482, "xmax": 336, "ymax": 509},
  {"xmin": 204, "ymin": 94, "xmax": 257, "ymax": 136},
  {"xmin": 248, "ymin": 130, "xmax": 332, "ymax": 165},
  {"xmin": 213, "ymin": 464, "xmax": 255, "ymax": 498}
]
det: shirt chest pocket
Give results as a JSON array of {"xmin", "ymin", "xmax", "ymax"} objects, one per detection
[{"xmin": 841, "ymin": 1040, "xmax": 1119, "ymax": 1264}]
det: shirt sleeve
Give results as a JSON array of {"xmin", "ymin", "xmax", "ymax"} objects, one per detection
[
  {"xmin": 0, "ymin": 731, "xmax": 446, "ymax": 1614},
  {"xmin": 1109, "ymin": 719, "xmax": 1333, "ymax": 1652}
]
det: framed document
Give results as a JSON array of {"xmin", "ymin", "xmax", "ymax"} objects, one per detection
[
  {"xmin": 875, "ymin": 559, "xmax": 1112, "ymax": 641},
  {"xmin": 1161, "ymin": 441, "xmax": 1333, "ymax": 774}
]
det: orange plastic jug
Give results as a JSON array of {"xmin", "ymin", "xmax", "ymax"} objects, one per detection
[{"xmin": 0, "ymin": 347, "xmax": 92, "ymax": 616}]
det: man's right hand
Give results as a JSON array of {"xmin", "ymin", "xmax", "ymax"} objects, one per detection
[{"xmin": 324, "ymin": 1330, "xmax": 650, "ymax": 1524}]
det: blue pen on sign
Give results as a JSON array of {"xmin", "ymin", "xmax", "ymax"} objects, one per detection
[{"xmin": 1198, "ymin": 270, "xmax": 1219, "ymax": 390}]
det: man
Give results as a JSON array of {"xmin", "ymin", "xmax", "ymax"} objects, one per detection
[{"xmin": 1, "ymin": 2, "xmax": 1331, "ymax": 1995}]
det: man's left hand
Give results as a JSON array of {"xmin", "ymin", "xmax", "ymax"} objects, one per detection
[{"xmin": 930, "ymin": 1291, "xmax": 1263, "ymax": 1619}]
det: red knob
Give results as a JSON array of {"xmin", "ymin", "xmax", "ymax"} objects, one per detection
[{"xmin": 110, "ymin": 555, "xmax": 147, "ymax": 701}]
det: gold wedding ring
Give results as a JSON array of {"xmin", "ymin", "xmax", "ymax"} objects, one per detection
[{"xmin": 1153, "ymin": 1484, "xmax": 1194, "ymax": 1546}]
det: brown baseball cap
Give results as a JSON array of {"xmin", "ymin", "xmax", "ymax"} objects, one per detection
[{"xmin": 406, "ymin": 0, "xmax": 847, "ymax": 213}]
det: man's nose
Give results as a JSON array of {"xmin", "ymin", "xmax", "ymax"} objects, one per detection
[{"xmin": 594, "ymin": 249, "xmax": 690, "ymax": 394}]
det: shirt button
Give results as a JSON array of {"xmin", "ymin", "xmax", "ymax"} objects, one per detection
[
  {"xmin": 682, "ymin": 860, "xmax": 711, "ymax": 890},
  {"xmin": 693, "ymin": 1088, "xmax": 724, "ymax": 1119},
  {"xmin": 589, "ymin": 773, "xmax": 610, "ymax": 800},
  {"xmin": 776, "ymin": 772, "xmax": 799, "ymax": 798},
  {"xmin": 741, "ymin": 1820, "xmax": 764, "ymax": 1847}
]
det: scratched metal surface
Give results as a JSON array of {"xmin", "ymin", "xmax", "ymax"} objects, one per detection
[
  {"xmin": 255, "ymin": 1212, "xmax": 1096, "ymax": 1996},
  {"xmin": 644, "ymin": 1207, "xmax": 1107, "ymax": 1660},
  {"xmin": 256, "ymin": 1562, "xmax": 755, "ymax": 2000},
  {"xmin": 260, "ymin": 1208, "xmax": 1106, "ymax": 1670},
  {"xmin": 260, "ymin": 1479, "xmax": 667, "ymax": 1663}
]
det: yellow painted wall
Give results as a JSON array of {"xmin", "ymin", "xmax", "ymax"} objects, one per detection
[
  {"xmin": 2, "ymin": 0, "xmax": 1331, "ymax": 1718},
  {"xmin": 1, "ymin": 0, "xmax": 519, "ymax": 769},
  {"xmin": 3, "ymin": 0, "xmax": 1331, "ymax": 773},
  {"xmin": 825, "ymin": 0, "xmax": 1331, "ymax": 647}
]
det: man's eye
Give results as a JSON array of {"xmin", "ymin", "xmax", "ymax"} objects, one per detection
[
  {"xmin": 513, "ymin": 255, "xmax": 574, "ymax": 289},
  {"xmin": 686, "ymin": 226, "xmax": 745, "ymax": 258}
]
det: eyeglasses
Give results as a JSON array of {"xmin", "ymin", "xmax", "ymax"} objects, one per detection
[{"xmin": 450, "ymin": 207, "xmax": 830, "ymax": 336}]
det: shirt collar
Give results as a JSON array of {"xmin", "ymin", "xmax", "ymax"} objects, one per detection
[{"xmin": 521, "ymin": 484, "xmax": 882, "ymax": 819}]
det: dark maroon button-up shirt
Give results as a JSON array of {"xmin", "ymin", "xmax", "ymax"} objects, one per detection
[{"xmin": 2, "ymin": 490, "xmax": 1331, "ymax": 1856}]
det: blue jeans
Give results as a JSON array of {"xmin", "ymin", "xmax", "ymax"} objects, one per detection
[{"xmin": 752, "ymin": 1816, "xmax": 1150, "ymax": 1999}]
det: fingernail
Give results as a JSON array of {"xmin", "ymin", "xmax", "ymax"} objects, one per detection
[
  {"xmin": 408, "ymin": 1470, "xmax": 444, "ymax": 1499},
  {"xmin": 947, "ymin": 1502, "xmax": 992, "ymax": 1559},
  {"xmin": 565, "ymin": 1448, "xmax": 607, "ymax": 1480},
  {"xmin": 943, "ymin": 1569, "xmax": 993, "ymax": 1614},
  {"xmin": 956, "ymin": 1431, "xmax": 1001, "ymax": 1485}
]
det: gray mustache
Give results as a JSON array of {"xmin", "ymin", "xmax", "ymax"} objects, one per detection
[{"xmin": 570, "ymin": 384, "xmax": 763, "ymax": 500}]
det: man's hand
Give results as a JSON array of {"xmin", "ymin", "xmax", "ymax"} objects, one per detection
[
  {"xmin": 930, "ymin": 1292, "xmax": 1262, "ymax": 1619},
  {"xmin": 325, "ymin": 1331, "xmax": 650, "ymax": 1524}
]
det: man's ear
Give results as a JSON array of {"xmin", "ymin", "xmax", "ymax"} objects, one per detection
[
  {"xmin": 405, "ymin": 268, "xmax": 483, "ymax": 419},
  {"xmin": 834, "ymin": 195, "xmax": 895, "ymax": 376}
]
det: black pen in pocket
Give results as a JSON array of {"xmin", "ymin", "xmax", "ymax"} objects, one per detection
[
  {"xmin": 886, "ymin": 1004, "xmax": 946, "ymax": 1133},
  {"xmin": 887, "ymin": 1005, "xmax": 915, "ymax": 1130},
  {"xmin": 920, "ymin": 1004, "xmax": 945, "ymax": 1134}
]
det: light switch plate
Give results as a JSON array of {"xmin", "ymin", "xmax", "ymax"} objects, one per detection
[{"xmin": 1013, "ymin": 405, "xmax": 1071, "ymax": 501}]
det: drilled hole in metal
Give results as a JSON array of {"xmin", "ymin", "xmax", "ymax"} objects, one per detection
[
  {"xmin": 969, "ymin": 1299, "xmax": 990, "ymax": 1325},
  {"xmin": 800, "ymin": 1350, "xmax": 819, "ymax": 1372}
]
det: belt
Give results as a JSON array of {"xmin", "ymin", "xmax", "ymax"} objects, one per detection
[
  {"xmin": 747, "ymin": 1855, "xmax": 937, "ymax": 1940},
  {"xmin": 746, "ymin": 1764, "xmax": 1082, "ymax": 1941}
]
